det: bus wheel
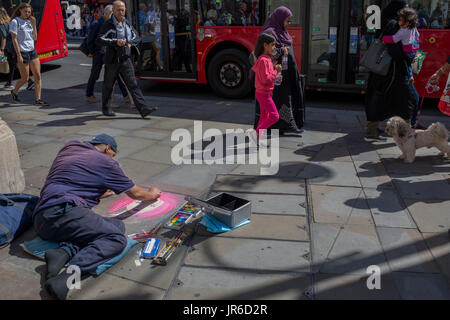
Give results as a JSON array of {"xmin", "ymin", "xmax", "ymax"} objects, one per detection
[{"xmin": 208, "ymin": 48, "xmax": 251, "ymax": 99}]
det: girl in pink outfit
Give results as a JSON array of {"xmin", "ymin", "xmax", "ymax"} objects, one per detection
[
  {"xmin": 252, "ymin": 33, "xmax": 282, "ymax": 141},
  {"xmin": 382, "ymin": 8, "xmax": 419, "ymax": 82}
]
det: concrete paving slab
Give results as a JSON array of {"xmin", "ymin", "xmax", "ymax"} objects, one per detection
[
  {"xmin": 128, "ymin": 143, "xmax": 174, "ymax": 165},
  {"xmin": 143, "ymin": 117, "xmax": 196, "ymax": 131},
  {"xmin": 123, "ymin": 129, "xmax": 171, "ymax": 141},
  {"xmin": 197, "ymin": 214, "xmax": 309, "ymax": 242},
  {"xmin": 147, "ymin": 164, "xmax": 238, "ymax": 197},
  {"xmin": 0, "ymin": 263, "xmax": 49, "ymax": 300},
  {"xmin": 310, "ymin": 185, "xmax": 373, "ymax": 226},
  {"xmin": 381, "ymin": 157, "xmax": 449, "ymax": 175},
  {"xmin": 111, "ymin": 136, "xmax": 156, "ymax": 160},
  {"xmin": 68, "ymin": 273, "xmax": 166, "ymax": 300},
  {"xmin": 108, "ymin": 119, "xmax": 150, "ymax": 130},
  {"xmin": 206, "ymin": 191, "xmax": 307, "ymax": 216},
  {"xmin": 377, "ymin": 227, "xmax": 439, "ymax": 273},
  {"xmin": 347, "ymin": 143, "xmax": 381, "ymax": 162},
  {"xmin": 311, "ymin": 223, "xmax": 341, "ymax": 273},
  {"xmin": 297, "ymin": 130, "xmax": 336, "ymax": 147},
  {"xmin": 117, "ymin": 158, "xmax": 170, "ymax": 186},
  {"xmin": 297, "ymin": 161, "xmax": 361, "ymax": 187},
  {"xmin": 392, "ymin": 272, "xmax": 450, "ymax": 300},
  {"xmin": 6, "ymin": 125, "xmax": 35, "ymax": 136},
  {"xmin": 354, "ymin": 161, "xmax": 393, "ymax": 189},
  {"xmin": 105, "ymin": 241, "xmax": 188, "ymax": 291},
  {"xmin": 363, "ymin": 188, "xmax": 416, "ymax": 229},
  {"xmin": 212, "ymin": 175, "xmax": 306, "ymax": 195},
  {"xmin": 312, "ymin": 143, "xmax": 352, "ymax": 162},
  {"xmin": 230, "ymin": 161, "xmax": 308, "ymax": 178},
  {"xmin": 0, "ymin": 110, "xmax": 44, "ymax": 122},
  {"xmin": 185, "ymin": 236, "xmax": 311, "ymax": 273},
  {"xmin": 83, "ymin": 127, "xmax": 129, "ymax": 137},
  {"xmin": 16, "ymin": 133, "xmax": 56, "ymax": 144},
  {"xmin": 404, "ymin": 200, "xmax": 450, "ymax": 233},
  {"xmin": 15, "ymin": 119, "xmax": 46, "ymax": 126},
  {"xmin": 167, "ymin": 266, "xmax": 312, "ymax": 300},
  {"xmin": 19, "ymin": 142, "xmax": 65, "ymax": 169},
  {"xmin": 422, "ymin": 232, "xmax": 450, "ymax": 286},
  {"xmin": 31, "ymin": 125, "xmax": 92, "ymax": 138},
  {"xmin": 23, "ymin": 166, "xmax": 50, "ymax": 189},
  {"xmin": 320, "ymin": 224, "xmax": 388, "ymax": 275},
  {"xmin": 315, "ymin": 273, "xmax": 401, "ymax": 300},
  {"xmin": 391, "ymin": 174, "xmax": 450, "ymax": 201}
]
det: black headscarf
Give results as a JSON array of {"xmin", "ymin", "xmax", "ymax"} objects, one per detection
[{"xmin": 381, "ymin": 0, "xmax": 408, "ymax": 28}]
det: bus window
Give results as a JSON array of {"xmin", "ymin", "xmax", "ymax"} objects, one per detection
[
  {"xmin": 308, "ymin": 0, "xmax": 341, "ymax": 84},
  {"xmin": 199, "ymin": 0, "xmax": 262, "ymax": 26},
  {"xmin": 409, "ymin": 0, "xmax": 450, "ymax": 29},
  {"xmin": 266, "ymin": 0, "xmax": 303, "ymax": 26},
  {"xmin": 136, "ymin": 1, "xmax": 164, "ymax": 72}
]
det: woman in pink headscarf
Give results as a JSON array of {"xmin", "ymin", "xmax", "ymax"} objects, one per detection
[{"xmin": 253, "ymin": 6, "xmax": 305, "ymax": 135}]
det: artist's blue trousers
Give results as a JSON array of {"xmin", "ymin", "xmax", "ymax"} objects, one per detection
[{"xmin": 33, "ymin": 203, "xmax": 127, "ymax": 274}]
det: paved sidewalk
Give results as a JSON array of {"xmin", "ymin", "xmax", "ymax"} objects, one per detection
[{"xmin": 0, "ymin": 87, "xmax": 449, "ymax": 300}]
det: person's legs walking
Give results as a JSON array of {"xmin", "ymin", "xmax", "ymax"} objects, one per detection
[
  {"xmin": 11, "ymin": 61, "xmax": 30, "ymax": 102},
  {"xmin": 255, "ymin": 92, "xmax": 279, "ymax": 137},
  {"xmin": 5, "ymin": 51, "xmax": 16, "ymax": 88},
  {"xmin": 86, "ymin": 53, "xmax": 103, "ymax": 101},
  {"xmin": 118, "ymin": 59, "xmax": 157, "ymax": 118},
  {"xmin": 102, "ymin": 63, "xmax": 120, "ymax": 116},
  {"xmin": 29, "ymin": 57, "xmax": 47, "ymax": 105}
]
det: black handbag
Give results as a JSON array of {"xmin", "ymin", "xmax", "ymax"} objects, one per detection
[
  {"xmin": 360, "ymin": 35, "xmax": 392, "ymax": 76},
  {"xmin": 79, "ymin": 37, "xmax": 90, "ymax": 56}
]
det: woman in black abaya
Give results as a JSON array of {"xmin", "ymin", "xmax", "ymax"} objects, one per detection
[
  {"xmin": 253, "ymin": 7, "xmax": 305, "ymax": 135},
  {"xmin": 364, "ymin": 0, "xmax": 417, "ymax": 140}
]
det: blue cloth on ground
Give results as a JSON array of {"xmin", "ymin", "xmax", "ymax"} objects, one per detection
[
  {"xmin": 22, "ymin": 237, "xmax": 139, "ymax": 275},
  {"xmin": 200, "ymin": 214, "xmax": 251, "ymax": 233}
]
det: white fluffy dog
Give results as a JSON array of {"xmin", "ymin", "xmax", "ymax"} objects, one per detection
[{"xmin": 385, "ymin": 116, "xmax": 450, "ymax": 163}]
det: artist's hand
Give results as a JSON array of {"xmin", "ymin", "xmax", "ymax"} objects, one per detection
[
  {"xmin": 412, "ymin": 56, "xmax": 418, "ymax": 64},
  {"xmin": 117, "ymin": 39, "xmax": 126, "ymax": 47},
  {"xmin": 101, "ymin": 190, "xmax": 115, "ymax": 199},
  {"xmin": 275, "ymin": 64, "xmax": 282, "ymax": 73},
  {"xmin": 148, "ymin": 187, "xmax": 161, "ymax": 200}
]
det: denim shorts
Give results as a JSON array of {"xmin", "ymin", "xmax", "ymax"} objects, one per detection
[{"xmin": 20, "ymin": 49, "xmax": 38, "ymax": 63}]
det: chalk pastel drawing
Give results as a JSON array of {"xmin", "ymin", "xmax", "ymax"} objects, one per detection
[{"xmin": 108, "ymin": 193, "xmax": 180, "ymax": 220}]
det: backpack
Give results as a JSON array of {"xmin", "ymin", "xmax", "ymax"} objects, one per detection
[{"xmin": 0, "ymin": 194, "xmax": 40, "ymax": 249}]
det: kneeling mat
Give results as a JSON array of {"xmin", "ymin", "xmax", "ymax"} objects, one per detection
[{"xmin": 21, "ymin": 237, "xmax": 139, "ymax": 275}]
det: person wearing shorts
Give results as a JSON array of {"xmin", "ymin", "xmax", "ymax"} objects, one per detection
[{"xmin": 9, "ymin": 2, "xmax": 48, "ymax": 106}]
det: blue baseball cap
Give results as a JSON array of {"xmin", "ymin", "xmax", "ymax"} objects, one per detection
[{"xmin": 89, "ymin": 134, "xmax": 118, "ymax": 152}]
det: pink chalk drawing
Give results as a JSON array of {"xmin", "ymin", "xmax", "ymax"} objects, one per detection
[{"xmin": 108, "ymin": 193, "xmax": 181, "ymax": 220}]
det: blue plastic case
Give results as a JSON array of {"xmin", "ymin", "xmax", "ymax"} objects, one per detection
[{"xmin": 141, "ymin": 238, "xmax": 161, "ymax": 259}]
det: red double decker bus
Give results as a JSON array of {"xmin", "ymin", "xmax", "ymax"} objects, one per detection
[
  {"xmin": 4, "ymin": 0, "xmax": 68, "ymax": 63},
  {"xmin": 128, "ymin": 0, "xmax": 450, "ymax": 99}
]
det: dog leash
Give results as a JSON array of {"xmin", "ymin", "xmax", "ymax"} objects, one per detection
[{"xmin": 412, "ymin": 96, "xmax": 425, "ymax": 130}]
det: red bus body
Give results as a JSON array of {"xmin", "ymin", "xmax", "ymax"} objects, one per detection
[
  {"xmin": 35, "ymin": 0, "xmax": 69, "ymax": 63},
  {"xmin": 6, "ymin": 0, "xmax": 68, "ymax": 63},
  {"xmin": 131, "ymin": 0, "xmax": 449, "ymax": 99},
  {"xmin": 194, "ymin": 26, "xmax": 303, "ymax": 84},
  {"xmin": 413, "ymin": 29, "xmax": 449, "ymax": 99}
]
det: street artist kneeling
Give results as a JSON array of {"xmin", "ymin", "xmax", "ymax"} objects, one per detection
[{"xmin": 32, "ymin": 134, "xmax": 161, "ymax": 300}]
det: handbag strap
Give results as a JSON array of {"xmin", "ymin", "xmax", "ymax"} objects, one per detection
[{"xmin": 0, "ymin": 195, "xmax": 34, "ymax": 216}]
